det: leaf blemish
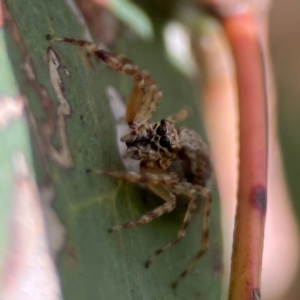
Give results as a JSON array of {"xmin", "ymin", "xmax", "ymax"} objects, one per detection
[
  {"xmin": 64, "ymin": 67, "xmax": 70, "ymax": 77},
  {"xmin": 48, "ymin": 47, "xmax": 73, "ymax": 168}
]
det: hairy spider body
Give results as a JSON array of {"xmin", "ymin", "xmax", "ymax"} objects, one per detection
[
  {"xmin": 124, "ymin": 119, "xmax": 181, "ymax": 169},
  {"xmin": 47, "ymin": 34, "xmax": 213, "ymax": 288}
]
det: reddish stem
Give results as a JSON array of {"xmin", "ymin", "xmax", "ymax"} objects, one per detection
[{"xmin": 222, "ymin": 13, "xmax": 268, "ymax": 299}]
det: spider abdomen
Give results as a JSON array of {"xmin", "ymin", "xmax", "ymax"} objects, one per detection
[{"xmin": 177, "ymin": 127, "xmax": 213, "ymax": 187}]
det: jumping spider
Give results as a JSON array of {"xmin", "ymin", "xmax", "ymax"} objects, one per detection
[{"xmin": 46, "ymin": 34, "xmax": 213, "ymax": 288}]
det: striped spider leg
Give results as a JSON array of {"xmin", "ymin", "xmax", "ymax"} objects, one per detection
[{"xmin": 47, "ymin": 34, "xmax": 213, "ymax": 288}]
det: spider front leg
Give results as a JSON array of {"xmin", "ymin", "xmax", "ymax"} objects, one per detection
[
  {"xmin": 166, "ymin": 108, "xmax": 191, "ymax": 124},
  {"xmin": 109, "ymin": 183, "xmax": 177, "ymax": 232},
  {"xmin": 46, "ymin": 35, "xmax": 162, "ymax": 130},
  {"xmin": 122, "ymin": 148, "xmax": 160, "ymax": 162},
  {"xmin": 145, "ymin": 186, "xmax": 198, "ymax": 268},
  {"xmin": 144, "ymin": 182, "xmax": 199, "ymax": 268},
  {"xmin": 87, "ymin": 168, "xmax": 179, "ymax": 232},
  {"xmin": 172, "ymin": 187, "xmax": 212, "ymax": 289},
  {"xmin": 87, "ymin": 169, "xmax": 178, "ymax": 185}
]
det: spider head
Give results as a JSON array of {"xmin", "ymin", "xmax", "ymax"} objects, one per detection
[
  {"xmin": 123, "ymin": 119, "xmax": 181, "ymax": 162},
  {"xmin": 152, "ymin": 119, "xmax": 181, "ymax": 157}
]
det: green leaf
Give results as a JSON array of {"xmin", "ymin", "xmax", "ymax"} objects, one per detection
[{"xmin": 3, "ymin": 0, "xmax": 223, "ymax": 299}]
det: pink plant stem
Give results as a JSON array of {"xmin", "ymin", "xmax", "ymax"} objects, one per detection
[{"xmin": 222, "ymin": 13, "xmax": 268, "ymax": 300}]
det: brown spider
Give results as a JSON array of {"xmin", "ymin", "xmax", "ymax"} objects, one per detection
[{"xmin": 46, "ymin": 34, "xmax": 213, "ymax": 288}]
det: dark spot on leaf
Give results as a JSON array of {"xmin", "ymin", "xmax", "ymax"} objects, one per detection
[
  {"xmin": 65, "ymin": 244, "xmax": 78, "ymax": 266},
  {"xmin": 80, "ymin": 114, "xmax": 85, "ymax": 125}
]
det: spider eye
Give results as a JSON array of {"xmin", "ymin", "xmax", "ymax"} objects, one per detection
[
  {"xmin": 168, "ymin": 146, "xmax": 174, "ymax": 153},
  {"xmin": 159, "ymin": 136, "xmax": 170, "ymax": 148},
  {"xmin": 157, "ymin": 125, "xmax": 167, "ymax": 136}
]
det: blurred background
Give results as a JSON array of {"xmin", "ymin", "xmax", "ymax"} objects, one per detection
[{"xmin": 270, "ymin": 0, "xmax": 300, "ymax": 298}]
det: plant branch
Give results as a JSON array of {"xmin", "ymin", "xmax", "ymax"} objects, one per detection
[
  {"xmin": 194, "ymin": 1, "xmax": 270, "ymax": 298},
  {"xmin": 223, "ymin": 12, "xmax": 268, "ymax": 300}
]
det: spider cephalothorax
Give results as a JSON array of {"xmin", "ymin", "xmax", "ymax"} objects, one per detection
[
  {"xmin": 123, "ymin": 119, "xmax": 181, "ymax": 166},
  {"xmin": 47, "ymin": 34, "xmax": 213, "ymax": 289}
]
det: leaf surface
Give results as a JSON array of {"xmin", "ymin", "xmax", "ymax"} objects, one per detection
[{"xmin": 4, "ymin": 0, "xmax": 223, "ymax": 299}]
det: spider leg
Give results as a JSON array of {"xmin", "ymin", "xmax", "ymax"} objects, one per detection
[
  {"xmin": 87, "ymin": 169, "xmax": 178, "ymax": 185},
  {"xmin": 126, "ymin": 70, "xmax": 162, "ymax": 128},
  {"xmin": 171, "ymin": 187, "xmax": 212, "ymax": 289},
  {"xmin": 109, "ymin": 184, "xmax": 177, "ymax": 232},
  {"xmin": 46, "ymin": 35, "xmax": 162, "ymax": 128},
  {"xmin": 145, "ymin": 186, "xmax": 198, "ymax": 268},
  {"xmin": 123, "ymin": 149, "xmax": 160, "ymax": 161},
  {"xmin": 166, "ymin": 108, "xmax": 190, "ymax": 124}
]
